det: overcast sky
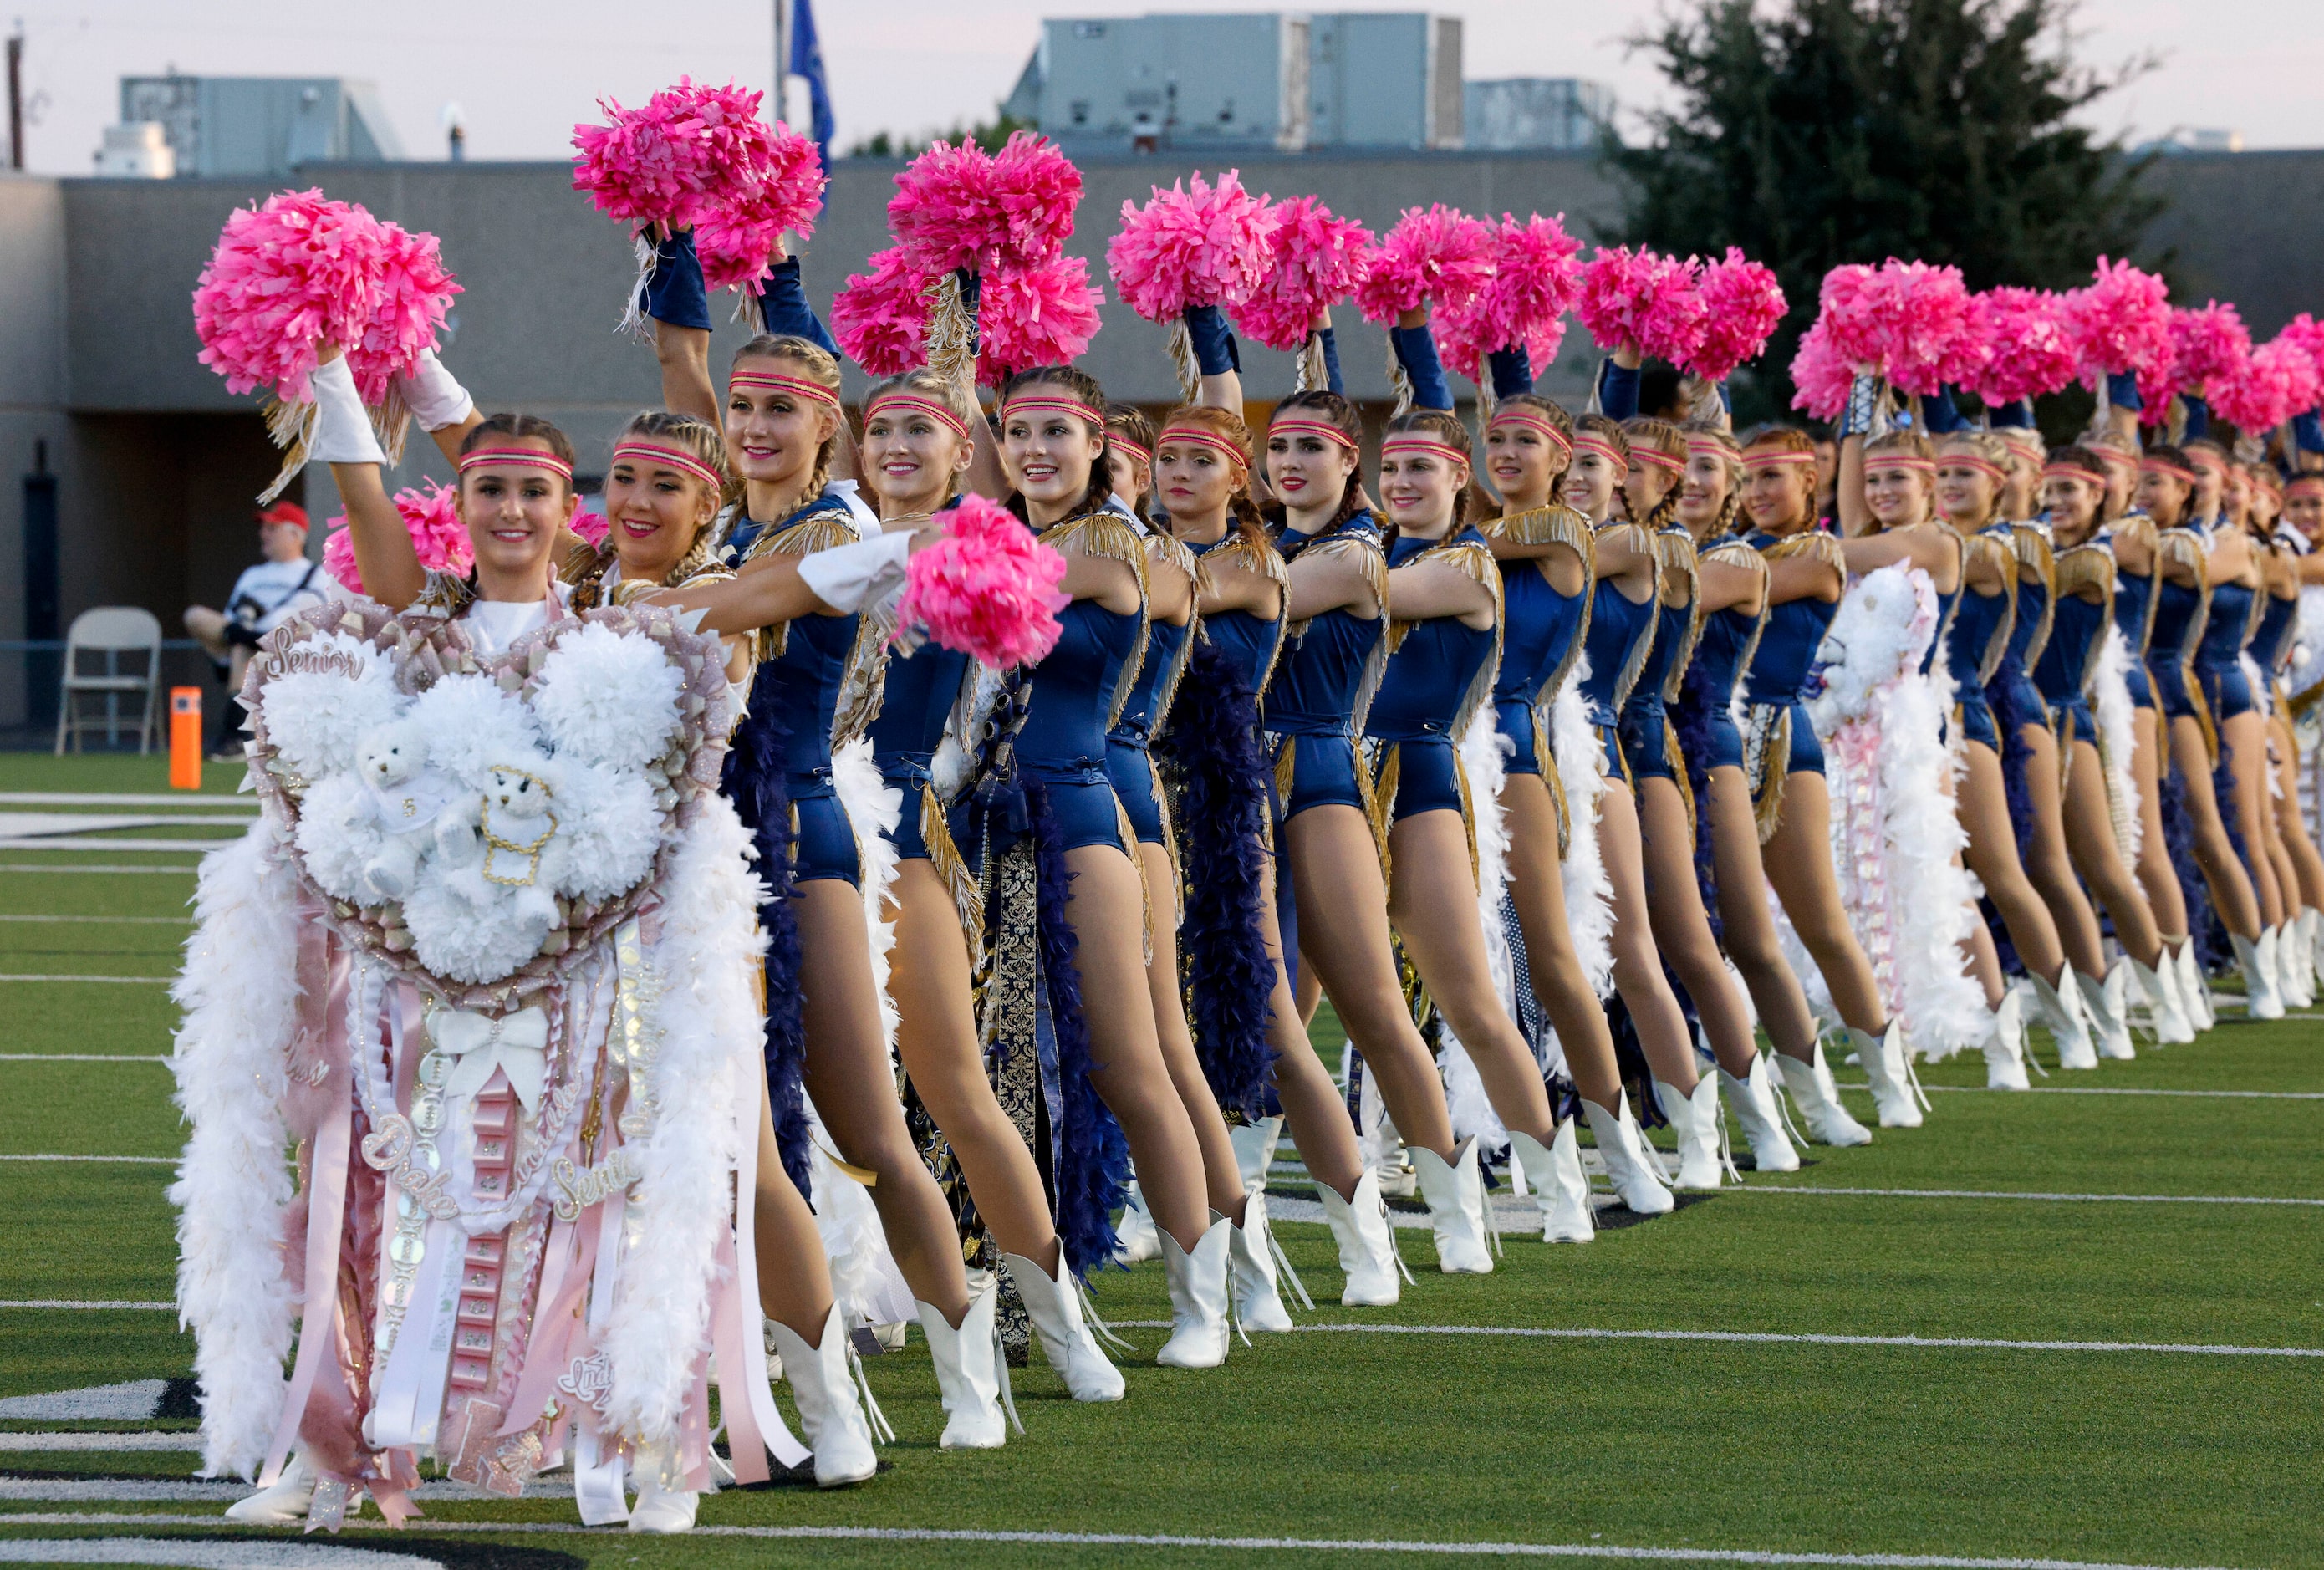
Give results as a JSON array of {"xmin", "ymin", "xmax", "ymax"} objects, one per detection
[{"xmin": 8, "ymin": 0, "xmax": 2315, "ymax": 176}]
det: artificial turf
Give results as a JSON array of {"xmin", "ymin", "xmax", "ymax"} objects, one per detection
[{"xmin": 2, "ymin": 754, "xmax": 2318, "ymax": 1568}]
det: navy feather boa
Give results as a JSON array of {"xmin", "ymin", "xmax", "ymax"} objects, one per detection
[
  {"xmin": 722, "ymin": 700, "xmax": 813, "ymax": 1200},
  {"xmin": 1025, "ymin": 781, "xmax": 1133, "ymax": 1280},
  {"xmin": 1154, "ymin": 636, "xmax": 1278, "ymax": 1118},
  {"xmin": 2158, "ymin": 762, "xmax": 2227, "ymax": 972},
  {"xmin": 1669, "ymin": 666, "xmax": 1725, "ymax": 944}
]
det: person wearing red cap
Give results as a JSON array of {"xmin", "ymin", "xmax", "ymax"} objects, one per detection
[{"xmin": 182, "ymin": 499, "xmax": 335, "ymax": 757}]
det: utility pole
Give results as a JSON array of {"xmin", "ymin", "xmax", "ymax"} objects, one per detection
[
  {"xmin": 772, "ymin": 0, "xmax": 787, "ymax": 127},
  {"xmin": 8, "ymin": 23, "xmax": 24, "ymax": 171}
]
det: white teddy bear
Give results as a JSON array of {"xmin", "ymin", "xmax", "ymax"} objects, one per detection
[
  {"xmin": 351, "ymin": 718, "xmax": 458, "ymax": 902},
  {"xmin": 436, "ymin": 759, "xmax": 571, "ymax": 931}
]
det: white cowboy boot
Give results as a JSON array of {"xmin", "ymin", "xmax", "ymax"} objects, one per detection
[
  {"xmin": 1580, "ymin": 1093, "xmax": 1679, "ymax": 1212},
  {"xmin": 1409, "ymin": 1138, "xmax": 1496, "ymax": 1272},
  {"xmin": 1775, "ymin": 1042, "xmax": 1874, "ymax": 1144},
  {"xmin": 2130, "ymin": 952, "xmax": 2194, "ymax": 1045},
  {"xmin": 1114, "ymin": 1180, "xmax": 1162, "ymax": 1265},
  {"xmin": 1001, "ymin": 1251, "xmax": 1125, "ymax": 1403},
  {"xmin": 1510, "ymin": 1121, "xmax": 1595, "ymax": 1242},
  {"xmin": 765, "ymin": 1303, "xmax": 881, "ymax": 1487},
  {"xmin": 2077, "ymin": 967, "xmax": 2135, "ymax": 1062},
  {"xmin": 2234, "ymin": 930, "xmax": 2286, "ymax": 1019},
  {"xmin": 2270, "ymin": 922, "xmax": 2311, "ymax": 1008},
  {"xmin": 1847, "ymin": 1021, "xmax": 1924, "ymax": 1127},
  {"xmin": 1224, "ymin": 1194, "xmax": 1297, "ymax": 1333},
  {"xmin": 917, "ymin": 1278, "xmax": 1014, "ymax": 1450},
  {"xmin": 2306, "ymin": 909, "xmax": 2324, "ymax": 992},
  {"xmin": 1156, "ymin": 1216, "xmax": 1233, "ymax": 1369},
  {"xmin": 1719, "ymin": 1056, "xmax": 1801, "ymax": 1173},
  {"xmin": 1981, "ymin": 989, "xmax": 2031, "ymax": 1088},
  {"xmin": 2031, "ymin": 965, "xmax": 2098, "ymax": 1068},
  {"xmin": 1653, "ymin": 1075, "xmax": 1730, "ymax": 1190},
  {"xmin": 1314, "ymin": 1168, "xmax": 1405, "ymax": 1304},
  {"xmin": 225, "ymin": 1450, "xmax": 328, "ymax": 1525},
  {"xmin": 625, "ymin": 1440, "xmax": 699, "ymax": 1534},
  {"xmin": 2175, "ymin": 941, "xmax": 2216, "ymax": 1031},
  {"xmin": 1229, "ymin": 1116, "xmax": 1283, "ymax": 1194}
]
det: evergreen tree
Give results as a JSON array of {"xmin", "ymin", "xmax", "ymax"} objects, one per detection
[{"xmin": 1611, "ymin": 0, "xmax": 2163, "ymax": 420}]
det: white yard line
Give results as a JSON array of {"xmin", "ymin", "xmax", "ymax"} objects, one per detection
[
  {"xmin": 0, "ymin": 1155, "xmax": 174, "ymax": 1164},
  {"xmin": 0, "ymin": 865, "xmax": 198, "ymax": 875},
  {"xmin": 0, "ymin": 1301, "xmax": 174, "ymax": 1311},
  {"xmin": 0, "ymin": 839, "xmax": 237, "ymax": 854},
  {"xmin": 1731, "ymin": 1185, "xmax": 2324, "ymax": 1207},
  {"xmin": 0, "ymin": 915, "xmax": 191, "ymax": 925},
  {"xmin": 0, "ymin": 1514, "xmax": 2254, "ymax": 1570},
  {"xmin": 1100, "ymin": 1321, "xmax": 2321, "ymax": 1359},
  {"xmin": 1841, "ymin": 1082, "xmax": 2324, "ymax": 1101},
  {"xmin": 0, "ymin": 975, "xmax": 172, "ymax": 985},
  {"xmin": 0, "ymin": 1055, "xmax": 169, "ymax": 1063},
  {"xmin": 0, "ymin": 1431, "xmax": 198, "ymax": 1451},
  {"xmin": 0, "ymin": 793, "xmax": 254, "ymax": 809}
]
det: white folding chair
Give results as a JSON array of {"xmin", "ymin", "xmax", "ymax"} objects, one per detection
[{"xmin": 54, "ymin": 607, "xmax": 165, "ymax": 755}]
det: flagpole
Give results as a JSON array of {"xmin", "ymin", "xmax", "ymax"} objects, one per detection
[{"xmin": 772, "ymin": 0, "xmax": 788, "ymax": 125}]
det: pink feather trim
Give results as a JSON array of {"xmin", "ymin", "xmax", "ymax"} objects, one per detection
[
  {"xmin": 320, "ymin": 479, "xmax": 471, "ymax": 597},
  {"xmin": 1353, "ymin": 206, "xmax": 1494, "ymax": 324},
  {"xmin": 569, "ymin": 510, "xmax": 610, "ymax": 548},
  {"xmin": 1107, "ymin": 170, "xmax": 1279, "ymax": 322},
  {"xmin": 1230, "ymin": 196, "xmax": 1374, "ymax": 352},
  {"xmin": 897, "ymin": 493, "xmax": 1071, "ymax": 669}
]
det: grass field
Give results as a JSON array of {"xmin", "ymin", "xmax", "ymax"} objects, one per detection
[{"xmin": 3, "ymin": 752, "xmax": 2319, "ymax": 1569}]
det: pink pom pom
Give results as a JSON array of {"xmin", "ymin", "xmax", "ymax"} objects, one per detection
[
  {"xmin": 2169, "ymin": 302, "xmax": 2251, "ymax": 395},
  {"xmin": 1967, "ymin": 288, "xmax": 2078, "ymax": 406},
  {"xmin": 2280, "ymin": 313, "xmax": 2324, "ymax": 390},
  {"xmin": 1230, "ymin": 196, "xmax": 1374, "ymax": 352},
  {"xmin": 1805, "ymin": 259, "xmax": 1973, "ymax": 395},
  {"xmin": 887, "ymin": 132, "xmax": 1082, "ymax": 279},
  {"xmin": 1435, "ymin": 213, "xmax": 1582, "ymax": 384},
  {"xmin": 193, "ymin": 189, "xmax": 386, "ymax": 403},
  {"xmin": 1685, "ymin": 247, "xmax": 1786, "ymax": 382},
  {"xmin": 570, "ymin": 510, "xmax": 610, "ymax": 548},
  {"xmin": 978, "ymin": 253, "xmax": 1104, "ymax": 386},
  {"xmin": 1107, "ymin": 171, "xmax": 1279, "ymax": 323},
  {"xmin": 831, "ymin": 247, "xmax": 937, "ymax": 377},
  {"xmin": 2214, "ymin": 336, "xmax": 2323, "ymax": 436},
  {"xmin": 1353, "ymin": 206, "xmax": 1495, "ymax": 324},
  {"xmin": 320, "ymin": 479, "xmax": 471, "ymax": 598},
  {"xmin": 2062, "ymin": 257, "xmax": 2172, "ymax": 382},
  {"xmin": 570, "ymin": 78, "xmax": 780, "ymax": 232},
  {"xmin": 1574, "ymin": 246, "xmax": 1706, "ymax": 365},
  {"xmin": 898, "ymin": 493, "xmax": 1071, "ymax": 669},
  {"xmin": 1788, "ymin": 319, "xmax": 1856, "ymax": 421},
  {"xmin": 695, "ymin": 124, "xmax": 827, "ymax": 293},
  {"xmin": 345, "ymin": 219, "xmax": 461, "ymax": 405}
]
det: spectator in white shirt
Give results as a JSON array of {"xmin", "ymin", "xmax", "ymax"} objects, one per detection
[{"xmin": 184, "ymin": 501, "xmax": 336, "ymax": 755}]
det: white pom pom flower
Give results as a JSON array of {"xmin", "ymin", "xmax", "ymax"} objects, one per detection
[
  {"xmin": 407, "ymin": 672, "xmax": 542, "ymax": 786},
  {"xmin": 257, "ymin": 633, "xmax": 403, "ymax": 781},
  {"xmin": 529, "ymin": 620, "xmax": 685, "ymax": 772}
]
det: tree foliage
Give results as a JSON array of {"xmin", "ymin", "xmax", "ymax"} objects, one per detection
[{"xmin": 1610, "ymin": 0, "xmax": 2163, "ymax": 420}]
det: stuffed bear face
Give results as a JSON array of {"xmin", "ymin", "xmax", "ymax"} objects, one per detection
[
  {"xmin": 486, "ymin": 765, "xmax": 555, "ymax": 823},
  {"xmin": 356, "ymin": 722, "xmax": 428, "ymax": 788}
]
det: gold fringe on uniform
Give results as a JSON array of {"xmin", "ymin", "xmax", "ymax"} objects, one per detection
[{"xmin": 1742, "ymin": 702, "xmax": 1791, "ymax": 843}]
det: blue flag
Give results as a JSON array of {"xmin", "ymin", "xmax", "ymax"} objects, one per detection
[{"xmin": 789, "ymin": 0, "xmax": 836, "ymax": 168}]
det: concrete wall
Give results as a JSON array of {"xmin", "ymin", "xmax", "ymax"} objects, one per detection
[{"xmin": 7, "ymin": 147, "xmax": 2322, "ymax": 739}]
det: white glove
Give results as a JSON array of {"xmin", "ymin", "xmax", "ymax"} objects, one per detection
[
  {"xmin": 394, "ymin": 348, "xmax": 477, "ymax": 432},
  {"xmin": 797, "ymin": 532, "xmax": 913, "ymax": 615},
  {"xmin": 309, "ymin": 354, "xmax": 386, "ymax": 466}
]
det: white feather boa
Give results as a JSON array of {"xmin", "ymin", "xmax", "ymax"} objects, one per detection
[
  {"xmin": 600, "ymin": 793, "xmax": 760, "ymax": 1444},
  {"xmin": 832, "ymin": 735, "xmax": 904, "ymax": 1053},
  {"xmin": 1439, "ymin": 708, "xmax": 1514, "ymax": 1148},
  {"xmin": 1550, "ymin": 668, "xmax": 1615, "ymax": 1002},
  {"xmin": 2092, "ymin": 624, "xmax": 2143, "ymax": 866},
  {"xmin": 1807, "ymin": 564, "xmax": 1989, "ymax": 1061},
  {"xmin": 170, "ymin": 821, "xmax": 305, "ymax": 1481}
]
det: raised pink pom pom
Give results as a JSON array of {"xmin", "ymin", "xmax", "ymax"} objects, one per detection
[
  {"xmin": 193, "ymin": 189, "xmax": 385, "ymax": 403},
  {"xmin": 1107, "ymin": 170, "xmax": 1279, "ymax": 323},
  {"xmin": 987, "ymin": 132, "xmax": 1083, "ymax": 263},
  {"xmin": 1685, "ymin": 247, "xmax": 1786, "ymax": 382},
  {"xmin": 1788, "ymin": 319, "xmax": 1854, "ymax": 421},
  {"xmin": 978, "ymin": 253, "xmax": 1104, "ymax": 386},
  {"xmin": 1435, "ymin": 214, "xmax": 1582, "ymax": 384},
  {"xmin": 1808, "ymin": 258, "xmax": 1973, "ymax": 395},
  {"xmin": 571, "ymin": 78, "xmax": 779, "ymax": 232},
  {"xmin": 899, "ymin": 493, "xmax": 1071, "ymax": 669},
  {"xmin": 2169, "ymin": 302, "xmax": 2251, "ymax": 395},
  {"xmin": 1968, "ymin": 288, "xmax": 2078, "ymax": 406},
  {"xmin": 2280, "ymin": 313, "xmax": 2324, "ymax": 390},
  {"xmin": 832, "ymin": 247, "xmax": 936, "ymax": 377},
  {"xmin": 1230, "ymin": 196, "xmax": 1374, "ymax": 352},
  {"xmin": 2062, "ymin": 257, "xmax": 2172, "ymax": 382},
  {"xmin": 1574, "ymin": 246, "xmax": 1706, "ymax": 365},
  {"xmin": 2214, "ymin": 336, "xmax": 2322, "ymax": 436},
  {"xmin": 345, "ymin": 219, "xmax": 461, "ymax": 405},
  {"xmin": 320, "ymin": 479, "xmax": 471, "ymax": 598},
  {"xmin": 1353, "ymin": 206, "xmax": 1495, "ymax": 324},
  {"xmin": 695, "ymin": 124, "xmax": 827, "ymax": 293},
  {"xmin": 888, "ymin": 133, "xmax": 1081, "ymax": 277}
]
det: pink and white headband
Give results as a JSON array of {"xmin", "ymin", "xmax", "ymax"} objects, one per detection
[
  {"xmin": 1157, "ymin": 425, "xmax": 1249, "ymax": 470},
  {"xmin": 1380, "ymin": 435, "xmax": 1470, "ymax": 470},
  {"xmin": 729, "ymin": 366, "xmax": 842, "ymax": 411},
  {"xmin": 458, "ymin": 446, "xmax": 573, "ymax": 482},
  {"xmin": 1743, "ymin": 448, "xmax": 1817, "ymax": 470},
  {"xmin": 1001, "ymin": 392, "xmax": 1103, "ymax": 427},
  {"xmin": 611, "ymin": 440, "xmax": 724, "ymax": 492},
  {"xmin": 1486, "ymin": 407, "xmax": 1573, "ymax": 457},
  {"xmin": 864, "ymin": 391, "xmax": 971, "ymax": 445},
  {"xmin": 1572, "ymin": 432, "xmax": 1628, "ymax": 473},
  {"xmin": 1267, "ymin": 415, "xmax": 1359, "ymax": 452},
  {"xmin": 1939, "ymin": 450, "xmax": 2007, "ymax": 482},
  {"xmin": 1628, "ymin": 445, "xmax": 1684, "ymax": 475},
  {"xmin": 2141, "ymin": 457, "xmax": 2198, "ymax": 485}
]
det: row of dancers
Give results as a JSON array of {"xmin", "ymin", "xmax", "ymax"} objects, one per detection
[{"xmin": 247, "ymin": 231, "xmax": 2324, "ymax": 1532}]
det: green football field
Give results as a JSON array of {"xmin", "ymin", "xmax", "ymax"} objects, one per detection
[{"xmin": 3, "ymin": 752, "xmax": 2319, "ymax": 1569}]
